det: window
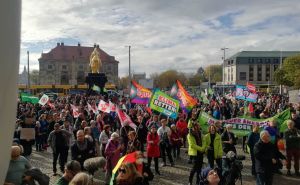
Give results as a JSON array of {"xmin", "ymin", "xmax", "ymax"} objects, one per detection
[
  {"xmin": 249, "ymin": 65, "xmax": 254, "ymax": 81},
  {"xmin": 62, "ymin": 65, "xmax": 67, "ymax": 70},
  {"xmin": 239, "ymin": 72, "xmax": 247, "ymax": 81},
  {"xmin": 79, "ymin": 65, "xmax": 84, "ymax": 70},
  {"xmin": 48, "ymin": 65, "xmax": 53, "ymax": 70},
  {"xmin": 257, "ymin": 64, "xmax": 262, "ymax": 81}
]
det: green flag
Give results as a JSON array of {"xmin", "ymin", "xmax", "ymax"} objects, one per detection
[
  {"xmin": 200, "ymin": 92, "xmax": 209, "ymax": 104},
  {"xmin": 20, "ymin": 93, "xmax": 39, "ymax": 104},
  {"xmin": 208, "ymin": 88, "xmax": 214, "ymax": 95},
  {"xmin": 92, "ymin": 85, "xmax": 101, "ymax": 92}
]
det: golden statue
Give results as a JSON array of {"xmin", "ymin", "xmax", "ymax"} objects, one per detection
[{"xmin": 89, "ymin": 48, "xmax": 102, "ymax": 73}]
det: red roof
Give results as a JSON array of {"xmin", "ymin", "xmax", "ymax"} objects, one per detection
[{"xmin": 39, "ymin": 43, "xmax": 118, "ymax": 63}]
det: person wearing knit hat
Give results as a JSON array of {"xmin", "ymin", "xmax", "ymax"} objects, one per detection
[
  {"xmin": 199, "ymin": 167, "xmax": 220, "ymax": 185},
  {"xmin": 104, "ymin": 131, "xmax": 124, "ymax": 185}
]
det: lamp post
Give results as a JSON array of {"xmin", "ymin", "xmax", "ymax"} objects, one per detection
[
  {"xmin": 125, "ymin": 45, "xmax": 131, "ymax": 88},
  {"xmin": 27, "ymin": 51, "xmax": 30, "ymax": 90},
  {"xmin": 221, "ymin": 47, "xmax": 229, "ymax": 95}
]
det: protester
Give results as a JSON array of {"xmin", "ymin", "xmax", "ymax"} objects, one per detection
[
  {"xmin": 221, "ymin": 124, "xmax": 237, "ymax": 154},
  {"xmin": 120, "ymin": 121, "xmax": 134, "ymax": 155},
  {"xmin": 188, "ymin": 123, "xmax": 206, "ymax": 185},
  {"xmin": 104, "ymin": 132, "xmax": 124, "ymax": 185},
  {"xmin": 55, "ymin": 160, "xmax": 81, "ymax": 185},
  {"xmin": 48, "ymin": 123, "xmax": 72, "ymax": 175},
  {"xmin": 204, "ymin": 125, "xmax": 222, "ymax": 169},
  {"xmin": 170, "ymin": 124, "xmax": 182, "ymax": 160},
  {"xmin": 69, "ymin": 172, "xmax": 90, "ymax": 185},
  {"xmin": 135, "ymin": 151, "xmax": 154, "ymax": 185},
  {"xmin": 176, "ymin": 116, "xmax": 188, "ymax": 148},
  {"xmin": 5, "ymin": 146, "xmax": 32, "ymax": 185},
  {"xmin": 126, "ymin": 131, "xmax": 141, "ymax": 154},
  {"xmin": 147, "ymin": 125, "xmax": 161, "ymax": 175},
  {"xmin": 284, "ymin": 120, "xmax": 300, "ymax": 176},
  {"xmin": 157, "ymin": 118, "xmax": 174, "ymax": 167},
  {"xmin": 247, "ymin": 124, "xmax": 260, "ymax": 176},
  {"xmin": 254, "ymin": 131, "xmax": 286, "ymax": 185},
  {"xmin": 136, "ymin": 115, "xmax": 148, "ymax": 152},
  {"xmin": 116, "ymin": 162, "xmax": 143, "ymax": 185},
  {"xmin": 99, "ymin": 124, "xmax": 112, "ymax": 157},
  {"xmin": 199, "ymin": 167, "xmax": 220, "ymax": 185},
  {"xmin": 71, "ymin": 130, "xmax": 95, "ymax": 169}
]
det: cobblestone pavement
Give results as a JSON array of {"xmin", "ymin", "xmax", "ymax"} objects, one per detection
[{"xmin": 30, "ymin": 146, "xmax": 300, "ymax": 185}]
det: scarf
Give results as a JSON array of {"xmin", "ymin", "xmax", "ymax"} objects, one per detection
[{"xmin": 191, "ymin": 130, "xmax": 202, "ymax": 146}]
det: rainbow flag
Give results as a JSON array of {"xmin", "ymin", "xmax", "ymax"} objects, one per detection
[
  {"xmin": 170, "ymin": 80, "xmax": 197, "ymax": 112},
  {"xmin": 110, "ymin": 152, "xmax": 140, "ymax": 185},
  {"xmin": 130, "ymin": 80, "xmax": 152, "ymax": 104}
]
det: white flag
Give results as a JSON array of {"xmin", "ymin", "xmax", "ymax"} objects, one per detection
[
  {"xmin": 38, "ymin": 94, "xmax": 49, "ymax": 106},
  {"xmin": 98, "ymin": 100, "xmax": 110, "ymax": 113},
  {"xmin": 109, "ymin": 101, "xmax": 116, "ymax": 112}
]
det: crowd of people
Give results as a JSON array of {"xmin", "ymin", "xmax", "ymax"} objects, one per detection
[{"xmin": 4, "ymin": 91, "xmax": 300, "ymax": 185}]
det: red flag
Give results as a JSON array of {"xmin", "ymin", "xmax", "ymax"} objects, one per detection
[
  {"xmin": 248, "ymin": 102, "xmax": 254, "ymax": 113},
  {"xmin": 116, "ymin": 107, "xmax": 136, "ymax": 129},
  {"xmin": 109, "ymin": 101, "xmax": 116, "ymax": 112},
  {"xmin": 87, "ymin": 103, "xmax": 98, "ymax": 114},
  {"xmin": 70, "ymin": 104, "xmax": 80, "ymax": 118},
  {"xmin": 47, "ymin": 101, "xmax": 55, "ymax": 109},
  {"xmin": 247, "ymin": 82, "xmax": 256, "ymax": 93}
]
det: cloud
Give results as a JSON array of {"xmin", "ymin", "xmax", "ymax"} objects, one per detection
[{"xmin": 21, "ymin": 0, "xmax": 300, "ymax": 78}]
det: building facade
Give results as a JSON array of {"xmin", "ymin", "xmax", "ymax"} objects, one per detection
[
  {"xmin": 39, "ymin": 43, "xmax": 119, "ymax": 85},
  {"xmin": 223, "ymin": 51, "xmax": 300, "ymax": 86}
]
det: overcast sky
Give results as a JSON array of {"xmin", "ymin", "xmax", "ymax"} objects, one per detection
[{"xmin": 20, "ymin": 0, "xmax": 300, "ymax": 77}]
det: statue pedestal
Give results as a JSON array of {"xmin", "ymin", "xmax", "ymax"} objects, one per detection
[{"xmin": 85, "ymin": 73, "xmax": 107, "ymax": 95}]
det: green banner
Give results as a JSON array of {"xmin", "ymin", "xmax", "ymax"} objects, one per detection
[
  {"xmin": 149, "ymin": 90, "xmax": 180, "ymax": 119},
  {"xmin": 198, "ymin": 109, "xmax": 291, "ymax": 136},
  {"xmin": 20, "ymin": 93, "xmax": 39, "ymax": 104}
]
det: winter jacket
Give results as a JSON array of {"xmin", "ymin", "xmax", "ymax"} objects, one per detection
[
  {"xmin": 23, "ymin": 167, "xmax": 50, "ymax": 185},
  {"xmin": 204, "ymin": 133, "xmax": 223, "ymax": 159},
  {"xmin": 105, "ymin": 139, "xmax": 121, "ymax": 171},
  {"xmin": 48, "ymin": 129, "xmax": 72, "ymax": 153},
  {"xmin": 285, "ymin": 128, "xmax": 300, "ymax": 149},
  {"xmin": 254, "ymin": 139, "xmax": 285, "ymax": 174},
  {"xmin": 147, "ymin": 133, "xmax": 160, "ymax": 158},
  {"xmin": 71, "ymin": 139, "xmax": 95, "ymax": 169},
  {"xmin": 187, "ymin": 133, "xmax": 205, "ymax": 156}
]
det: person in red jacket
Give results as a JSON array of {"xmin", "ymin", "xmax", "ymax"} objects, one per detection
[
  {"xmin": 147, "ymin": 125, "xmax": 160, "ymax": 175},
  {"xmin": 176, "ymin": 117, "xmax": 188, "ymax": 148},
  {"xmin": 170, "ymin": 124, "xmax": 183, "ymax": 160}
]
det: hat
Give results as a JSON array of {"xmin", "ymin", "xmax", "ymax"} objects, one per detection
[
  {"xmin": 201, "ymin": 167, "xmax": 212, "ymax": 180},
  {"xmin": 111, "ymin": 132, "xmax": 119, "ymax": 139},
  {"xmin": 171, "ymin": 124, "xmax": 176, "ymax": 128}
]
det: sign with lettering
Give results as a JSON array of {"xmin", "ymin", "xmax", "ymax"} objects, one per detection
[{"xmin": 149, "ymin": 90, "xmax": 179, "ymax": 119}]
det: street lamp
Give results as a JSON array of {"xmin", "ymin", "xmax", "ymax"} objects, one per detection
[
  {"xmin": 125, "ymin": 46, "xmax": 131, "ymax": 88},
  {"xmin": 221, "ymin": 47, "xmax": 229, "ymax": 95}
]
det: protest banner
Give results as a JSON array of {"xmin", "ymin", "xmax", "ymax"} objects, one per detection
[
  {"xmin": 116, "ymin": 107, "xmax": 136, "ymax": 129},
  {"xmin": 149, "ymin": 90, "xmax": 179, "ymax": 119},
  {"xmin": 198, "ymin": 109, "xmax": 291, "ymax": 136}
]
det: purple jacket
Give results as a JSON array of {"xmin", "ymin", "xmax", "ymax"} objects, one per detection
[{"xmin": 104, "ymin": 139, "xmax": 121, "ymax": 171}]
